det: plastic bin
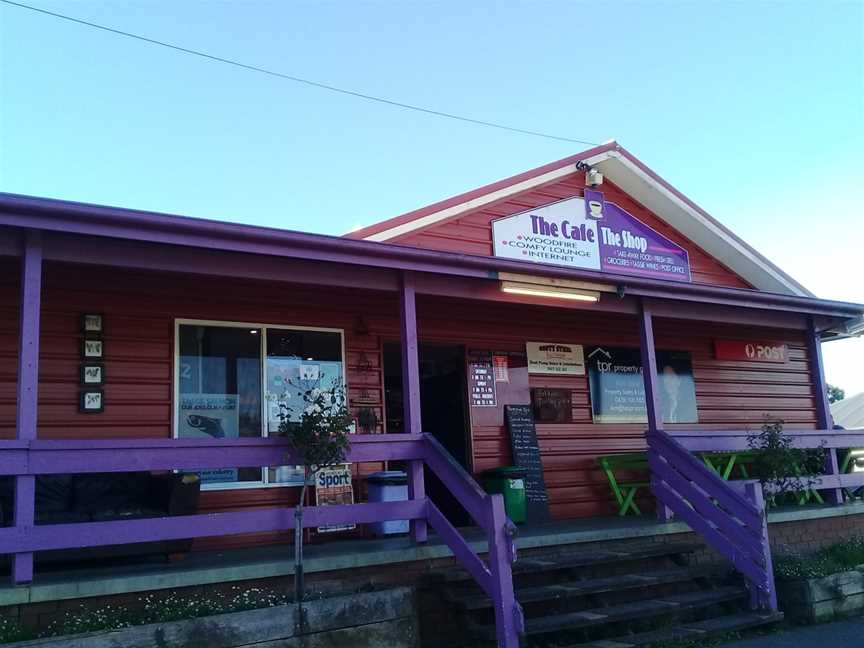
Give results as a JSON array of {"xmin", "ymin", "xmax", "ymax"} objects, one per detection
[
  {"xmin": 482, "ymin": 466, "xmax": 527, "ymax": 524},
  {"xmin": 367, "ymin": 471, "xmax": 409, "ymax": 535}
]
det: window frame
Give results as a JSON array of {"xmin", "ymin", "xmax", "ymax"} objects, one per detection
[{"xmin": 173, "ymin": 318, "xmax": 347, "ymax": 491}]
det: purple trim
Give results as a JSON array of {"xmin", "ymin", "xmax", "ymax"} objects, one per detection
[
  {"xmin": 487, "ymin": 493, "xmax": 522, "ymax": 646},
  {"xmin": 638, "ymin": 301, "xmax": 662, "ymax": 433},
  {"xmin": 0, "ymin": 500, "xmax": 426, "ymax": 553},
  {"xmin": 807, "ymin": 318, "xmax": 843, "ymax": 504},
  {"xmin": 668, "ymin": 429, "xmax": 864, "ymax": 451},
  {"xmin": 400, "ymin": 272, "xmax": 427, "ymax": 544},
  {"xmin": 744, "ymin": 482, "xmax": 777, "ymax": 610},
  {"xmin": 13, "ymin": 231, "xmax": 41, "ymax": 584},
  {"xmin": 425, "ymin": 501, "xmax": 492, "ymax": 595},
  {"xmin": 1, "ymin": 193, "xmax": 861, "ymax": 320}
]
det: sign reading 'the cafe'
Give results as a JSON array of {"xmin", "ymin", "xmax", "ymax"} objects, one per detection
[{"xmin": 492, "ymin": 190, "xmax": 691, "ymax": 282}]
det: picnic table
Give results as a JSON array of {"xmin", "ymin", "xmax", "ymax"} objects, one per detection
[{"xmin": 596, "ymin": 449, "xmax": 824, "ymax": 515}]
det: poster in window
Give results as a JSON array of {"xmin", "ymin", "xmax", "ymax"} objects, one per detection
[
  {"xmin": 530, "ymin": 388, "xmax": 573, "ymax": 423},
  {"xmin": 586, "ymin": 346, "xmax": 697, "ymax": 424},
  {"xmin": 178, "ymin": 394, "xmax": 240, "ymax": 439},
  {"xmin": 265, "ymin": 358, "xmax": 343, "ymax": 433}
]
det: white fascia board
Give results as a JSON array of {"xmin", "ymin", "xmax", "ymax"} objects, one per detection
[
  {"xmin": 600, "ymin": 152, "xmax": 811, "ymax": 296},
  {"xmin": 364, "ymin": 152, "xmax": 613, "ymax": 242}
]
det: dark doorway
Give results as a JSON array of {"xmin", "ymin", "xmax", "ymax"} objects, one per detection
[{"xmin": 383, "ymin": 342, "xmax": 472, "ymax": 526}]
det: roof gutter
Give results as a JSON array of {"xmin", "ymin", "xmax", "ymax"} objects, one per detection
[{"xmin": 0, "ymin": 192, "xmax": 862, "ymax": 321}]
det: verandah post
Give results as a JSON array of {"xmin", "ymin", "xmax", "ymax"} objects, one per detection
[
  {"xmin": 807, "ymin": 317, "xmax": 843, "ymax": 504},
  {"xmin": 14, "ymin": 230, "xmax": 42, "ymax": 584},
  {"xmin": 487, "ymin": 493, "xmax": 522, "ymax": 648},
  {"xmin": 400, "ymin": 271, "xmax": 427, "ymax": 543},
  {"xmin": 744, "ymin": 481, "xmax": 777, "ymax": 610},
  {"xmin": 639, "ymin": 300, "xmax": 673, "ymax": 521}
]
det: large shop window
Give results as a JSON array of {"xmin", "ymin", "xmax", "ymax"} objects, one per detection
[{"xmin": 175, "ymin": 321, "xmax": 345, "ymax": 489}]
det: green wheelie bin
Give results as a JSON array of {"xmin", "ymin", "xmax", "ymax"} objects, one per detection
[{"xmin": 482, "ymin": 466, "xmax": 527, "ymax": 524}]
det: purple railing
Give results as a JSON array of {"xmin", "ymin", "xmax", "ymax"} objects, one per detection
[
  {"xmin": 0, "ymin": 433, "xmax": 523, "ymax": 648},
  {"xmin": 647, "ymin": 429, "xmax": 776, "ymax": 610},
  {"xmin": 650, "ymin": 427, "xmax": 864, "ymax": 612}
]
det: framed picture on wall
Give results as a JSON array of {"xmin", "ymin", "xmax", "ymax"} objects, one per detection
[
  {"xmin": 80, "ymin": 363, "xmax": 105, "ymax": 385},
  {"xmin": 80, "ymin": 390, "xmax": 104, "ymax": 413},
  {"xmin": 82, "ymin": 339, "xmax": 103, "ymax": 359},
  {"xmin": 81, "ymin": 313, "xmax": 103, "ymax": 335}
]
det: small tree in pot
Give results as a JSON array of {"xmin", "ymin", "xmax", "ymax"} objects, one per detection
[{"xmin": 276, "ymin": 377, "xmax": 352, "ymax": 621}]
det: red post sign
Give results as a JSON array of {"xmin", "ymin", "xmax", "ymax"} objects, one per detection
[{"xmin": 714, "ymin": 339, "xmax": 788, "ymax": 363}]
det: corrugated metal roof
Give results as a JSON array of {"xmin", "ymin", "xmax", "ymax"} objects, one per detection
[{"xmin": 831, "ymin": 392, "xmax": 864, "ymax": 429}]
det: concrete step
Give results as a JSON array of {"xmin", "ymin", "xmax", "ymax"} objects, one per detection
[
  {"xmin": 432, "ymin": 541, "xmax": 701, "ymax": 584},
  {"xmin": 570, "ymin": 610, "xmax": 784, "ymax": 647},
  {"xmin": 468, "ymin": 585, "xmax": 747, "ymax": 640},
  {"xmin": 444, "ymin": 565, "xmax": 727, "ymax": 611}
]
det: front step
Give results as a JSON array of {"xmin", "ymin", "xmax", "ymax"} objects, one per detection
[
  {"xmin": 432, "ymin": 541, "xmax": 701, "ymax": 584},
  {"xmin": 445, "ymin": 565, "xmax": 724, "ymax": 611},
  {"xmin": 468, "ymin": 586, "xmax": 748, "ymax": 640},
  {"xmin": 573, "ymin": 610, "xmax": 784, "ymax": 647}
]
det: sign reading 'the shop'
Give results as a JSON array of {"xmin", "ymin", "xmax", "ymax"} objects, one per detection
[{"xmin": 492, "ymin": 192, "xmax": 691, "ymax": 282}]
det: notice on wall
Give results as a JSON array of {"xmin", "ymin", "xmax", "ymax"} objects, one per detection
[
  {"xmin": 526, "ymin": 342, "xmax": 585, "ymax": 375},
  {"xmin": 530, "ymin": 388, "xmax": 573, "ymax": 424},
  {"xmin": 586, "ymin": 347, "xmax": 698, "ymax": 424},
  {"xmin": 493, "ymin": 355, "xmax": 510, "ymax": 382},
  {"xmin": 504, "ymin": 405, "xmax": 550, "ymax": 524},
  {"xmin": 492, "ymin": 193, "xmax": 691, "ymax": 282},
  {"xmin": 315, "ymin": 465, "xmax": 355, "ymax": 533},
  {"xmin": 469, "ymin": 354, "xmax": 498, "ymax": 407},
  {"xmin": 714, "ymin": 339, "xmax": 788, "ymax": 364}
]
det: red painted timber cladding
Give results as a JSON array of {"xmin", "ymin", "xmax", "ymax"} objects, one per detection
[
  {"xmin": 393, "ymin": 173, "xmax": 752, "ymax": 289},
  {"xmin": 0, "ymin": 259, "xmax": 816, "ymax": 546}
]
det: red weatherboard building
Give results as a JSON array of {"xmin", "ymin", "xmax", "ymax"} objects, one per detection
[{"xmin": 1, "ymin": 141, "xmax": 863, "ymax": 645}]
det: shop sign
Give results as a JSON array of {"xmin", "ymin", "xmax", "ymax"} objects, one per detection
[
  {"xmin": 315, "ymin": 465, "xmax": 355, "ymax": 533},
  {"xmin": 714, "ymin": 339, "xmax": 788, "ymax": 363},
  {"xmin": 586, "ymin": 346, "xmax": 698, "ymax": 424},
  {"xmin": 530, "ymin": 388, "xmax": 573, "ymax": 423},
  {"xmin": 526, "ymin": 341, "xmax": 585, "ymax": 375},
  {"xmin": 492, "ymin": 192, "xmax": 691, "ymax": 282}
]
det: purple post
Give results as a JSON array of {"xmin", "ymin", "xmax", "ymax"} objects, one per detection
[
  {"xmin": 744, "ymin": 481, "xmax": 777, "ymax": 610},
  {"xmin": 487, "ymin": 494, "xmax": 522, "ymax": 648},
  {"xmin": 807, "ymin": 317, "xmax": 843, "ymax": 504},
  {"xmin": 14, "ymin": 231, "xmax": 42, "ymax": 584},
  {"xmin": 639, "ymin": 300, "xmax": 672, "ymax": 521},
  {"xmin": 400, "ymin": 271, "xmax": 427, "ymax": 543}
]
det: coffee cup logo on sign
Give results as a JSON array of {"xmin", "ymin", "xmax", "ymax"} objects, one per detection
[{"xmin": 587, "ymin": 200, "xmax": 604, "ymax": 220}]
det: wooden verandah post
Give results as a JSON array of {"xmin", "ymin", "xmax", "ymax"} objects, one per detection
[
  {"xmin": 400, "ymin": 271, "xmax": 427, "ymax": 543},
  {"xmin": 639, "ymin": 299, "xmax": 673, "ymax": 522},
  {"xmin": 14, "ymin": 231, "xmax": 42, "ymax": 584},
  {"xmin": 807, "ymin": 317, "xmax": 843, "ymax": 504}
]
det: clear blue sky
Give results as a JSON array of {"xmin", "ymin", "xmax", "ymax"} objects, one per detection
[{"xmin": 1, "ymin": 1, "xmax": 862, "ymax": 395}]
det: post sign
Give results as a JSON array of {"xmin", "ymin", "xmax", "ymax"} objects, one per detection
[
  {"xmin": 714, "ymin": 339, "xmax": 788, "ymax": 364},
  {"xmin": 526, "ymin": 342, "xmax": 585, "ymax": 375},
  {"xmin": 492, "ymin": 193, "xmax": 691, "ymax": 282},
  {"xmin": 586, "ymin": 346, "xmax": 698, "ymax": 424}
]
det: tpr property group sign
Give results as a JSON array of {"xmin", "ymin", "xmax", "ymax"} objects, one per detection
[{"xmin": 492, "ymin": 190, "xmax": 691, "ymax": 282}]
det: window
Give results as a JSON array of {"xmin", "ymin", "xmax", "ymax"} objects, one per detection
[{"xmin": 175, "ymin": 320, "xmax": 345, "ymax": 489}]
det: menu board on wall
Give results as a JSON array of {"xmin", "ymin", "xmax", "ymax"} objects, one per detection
[
  {"xmin": 468, "ymin": 353, "xmax": 497, "ymax": 407},
  {"xmin": 504, "ymin": 405, "xmax": 550, "ymax": 524},
  {"xmin": 586, "ymin": 347, "xmax": 697, "ymax": 424}
]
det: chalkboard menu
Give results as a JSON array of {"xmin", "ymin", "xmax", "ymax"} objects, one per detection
[{"xmin": 504, "ymin": 405, "xmax": 550, "ymax": 524}]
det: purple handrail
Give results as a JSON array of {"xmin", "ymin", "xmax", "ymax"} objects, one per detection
[
  {"xmin": 647, "ymin": 429, "xmax": 777, "ymax": 610},
  {"xmin": 0, "ymin": 433, "xmax": 522, "ymax": 648}
]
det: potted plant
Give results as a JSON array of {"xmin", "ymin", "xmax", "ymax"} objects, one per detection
[{"xmin": 276, "ymin": 376, "xmax": 352, "ymax": 626}]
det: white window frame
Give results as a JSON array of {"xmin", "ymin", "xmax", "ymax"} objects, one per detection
[{"xmin": 173, "ymin": 318, "xmax": 347, "ymax": 491}]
